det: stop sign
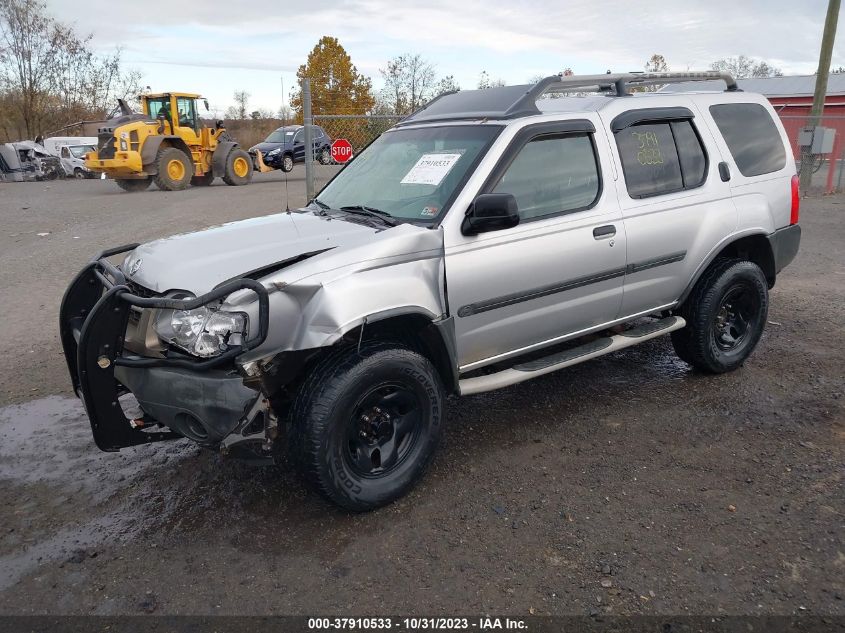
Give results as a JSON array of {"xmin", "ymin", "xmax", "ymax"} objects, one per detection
[{"xmin": 331, "ymin": 139, "xmax": 353, "ymax": 163}]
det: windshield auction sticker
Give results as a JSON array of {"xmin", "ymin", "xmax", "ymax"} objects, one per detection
[{"xmin": 401, "ymin": 153, "xmax": 462, "ymax": 186}]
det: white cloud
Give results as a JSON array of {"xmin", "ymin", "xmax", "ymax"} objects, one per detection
[{"xmin": 45, "ymin": 0, "xmax": 844, "ymax": 111}]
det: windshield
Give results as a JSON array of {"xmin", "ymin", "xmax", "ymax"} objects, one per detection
[
  {"xmin": 68, "ymin": 145, "xmax": 95, "ymax": 158},
  {"xmin": 315, "ymin": 125, "xmax": 502, "ymax": 222},
  {"xmin": 265, "ymin": 129, "xmax": 296, "ymax": 143}
]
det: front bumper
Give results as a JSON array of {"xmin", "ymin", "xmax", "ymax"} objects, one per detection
[
  {"xmin": 59, "ymin": 245, "xmax": 270, "ymax": 451},
  {"xmin": 85, "ymin": 151, "xmax": 144, "ymax": 176}
]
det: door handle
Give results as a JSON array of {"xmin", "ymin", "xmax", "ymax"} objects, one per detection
[
  {"xmin": 718, "ymin": 161, "xmax": 731, "ymax": 182},
  {"xmin": 593, "ymin": 225, "xmax": 616, "ymax": 240}
]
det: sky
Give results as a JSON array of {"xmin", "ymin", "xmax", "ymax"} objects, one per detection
[{"xmin": 47, "ymin": 0, "xmax": 845, "ymax": 116}]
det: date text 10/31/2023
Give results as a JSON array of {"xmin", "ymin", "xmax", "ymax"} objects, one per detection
[{"xmin": 307, "ymin": 617, "xmax": 528, "ymax": 630}]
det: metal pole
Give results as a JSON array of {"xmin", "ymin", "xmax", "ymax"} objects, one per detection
[
  {"xmin": 801, "ymin": 0, "xmax": 841, "ymax": 191},
  {"xmin": 303, "ymin": 78, "xmax": 315, "ymax": 202}
]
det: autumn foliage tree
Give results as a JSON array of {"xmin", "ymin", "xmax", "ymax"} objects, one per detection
[{"xmin": 290, "ymin": 36, "xmax": 374, "ymax": 117}]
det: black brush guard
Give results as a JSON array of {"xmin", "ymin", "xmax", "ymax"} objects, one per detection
[{"xmin": 59, "ymin": 244, "xmax": 269, "ymax": 451}]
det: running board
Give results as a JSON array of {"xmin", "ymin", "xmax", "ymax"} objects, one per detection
[{"xmin": 458, "ymin": 316, "xmax": 686, "ymax": 396}]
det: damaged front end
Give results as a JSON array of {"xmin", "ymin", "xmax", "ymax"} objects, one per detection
[{"xmin": 59, "ymin": 244, "xmax": 273, "ymax": 457}]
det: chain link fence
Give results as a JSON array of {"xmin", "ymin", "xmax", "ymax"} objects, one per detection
[
  {"xmin": 778, "ymin": 114, "xmax": 845, "ymax": 195},
  {"xmin": 309, "ymin": 114, "xmax": 403, "ymax": 192}
]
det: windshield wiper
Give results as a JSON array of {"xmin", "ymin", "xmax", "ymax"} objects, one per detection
[
  {"xmin": 310, "ymin": 198, "xmax": 330, "ymax": 215},
  {"xmin": 339, "ymin": 205, "xmax": 397, "ymax": 227}
]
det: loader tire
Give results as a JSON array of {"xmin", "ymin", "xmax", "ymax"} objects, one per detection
[
  {"xmin": 115, "ymin": 177, "xmax": 152, "ymax": 192},
  {"xmin": 153, "ymin": 147, "xmax": 192, "ymax": 191},
  {"xmin": 223, "ymin": 148, "xmax": 253, "ymax": 186}
]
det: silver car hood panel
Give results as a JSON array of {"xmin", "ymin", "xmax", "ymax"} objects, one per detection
[{"xmin": 123, "ymin": 212, "xmax": 381, "ymax": 295}]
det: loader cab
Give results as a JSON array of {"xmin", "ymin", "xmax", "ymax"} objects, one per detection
[{"xmin": 142, "ymin": 92, "xmax": 207, "ymax": 136}]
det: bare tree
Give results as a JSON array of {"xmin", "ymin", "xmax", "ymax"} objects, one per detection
[
  {"xmin": 0, "ymin": 0, "xmax": 142, "ymax": 140},
  {"xmin": 233, "ymin": 90, "xmax": 250, "ymax": 120},
  {"xmin": 711, "ymin": 55, "xmax": 783, "ymax": 79},
  {"xmin": 478, "ymin": 70, "xmax": 506, "ymax": 90},
  {"xmin": 434, "ymin": 75, "xmax": 459, "ymax": 97},
  {"xmin": 378, "ymin": 54, "xmax": 439, "ymax": 115}
]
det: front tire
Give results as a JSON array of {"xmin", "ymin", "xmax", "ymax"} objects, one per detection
[
  {"xmin": 73, "ymin": 168, "xmax": 86, "ymax": 179},
  {"xmin": 153, "ymin": 147, "xmax": 192, "ymax": 191},
  {"xmin": 222, "ymin": 148, "xmax": 253, "ymax": 186},
  {"xmin": 115, "ymin": 177, "xmax": 152, "ymax": 192},
  {"xmin": 671, "ymin": 258, "xmax": 769, "ymax": 373},
  {"xmin": 280, "ymin": 154, "xmax": 294, "ymax": 173},
  {"xmin": 289, "ymin": 342, "xmax": 444, "ymax": 511}
]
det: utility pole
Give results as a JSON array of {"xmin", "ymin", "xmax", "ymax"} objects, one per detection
[
  {"xmin": 303, "ymin": 78, "xmax": 315, "ymax": 202},
  {"xmin": 801, "ymin": 0, "xmax": 841, "ymax": 191}
]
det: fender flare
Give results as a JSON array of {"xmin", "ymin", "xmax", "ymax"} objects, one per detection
[
  {"xmin": 351, "ymin": 308, "xmax": 459, "ymax": 395},
  {"xmin": 676, "ymin": 229, "xmax": 775, "ymax": 305},
  {"xmin": 141, "ymin": 136, "xmax": 193, "ymax": 174},
  {"xmin": 212, "ymin": 141, "xmax": 239, "ymax": 178}
]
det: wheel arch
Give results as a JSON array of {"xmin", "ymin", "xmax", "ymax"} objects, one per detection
[
  {"xmin": 341, "ymin": 310, "xmax": 459, "ymax": 395},
  {"xmin": 141, "ymin": 136, "xmax": 192, "ymax": 174},
  {"xmin": 678, "ymin": 231, "xmax": 775, "ymax": 306},
  {"xmin": 212, "ymin": 140, "xmax": 239, "ymax": 178}
]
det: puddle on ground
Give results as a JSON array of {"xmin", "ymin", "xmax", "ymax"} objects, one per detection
[
  {"xmin": 0, "ymin": 395, "xmax": 352, "ymax": 590},
  {"xmin": 0, "ymin": 342, "xmax": 696, "ymax": 591}
]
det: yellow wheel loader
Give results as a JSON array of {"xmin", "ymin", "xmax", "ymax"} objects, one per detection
[{"xmin": 85, "ymin": 92, "xmax": 253, "ymax": 192}]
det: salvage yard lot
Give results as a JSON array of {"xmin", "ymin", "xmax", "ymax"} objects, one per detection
[{"xmin": 0, "ymin": 174, "xmax": 843, "ymax": 615}]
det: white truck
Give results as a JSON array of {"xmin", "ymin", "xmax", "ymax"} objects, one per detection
[{"xmin": 42, "ymin": 136, "xmax": 98, "ymax": 178}]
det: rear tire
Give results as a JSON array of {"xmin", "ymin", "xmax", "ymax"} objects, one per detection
[
  {"xmin": 288, "ymin": 341, "xmax": 444, "ymax": 512},
  {"xmin": 115, "ymin": 177, "xmax": 152, "ymax": 192},
  {"xmin": 319, "ymin": 148, "xmax": 332, "ymax": 165},
  {"xmin": 671, "ymin": 258, "xmax": 769, "ymax": 373},
  {"xmin": 190, "ymin": 171, "xmax": 214, "ymax": 186},
  {"xmin": 153, "ymin": 147, "xmax": 192, "ymax": 191},
  {"xmin": 222, "ymin": 148, "xmax": 252, "ymax": 186}
]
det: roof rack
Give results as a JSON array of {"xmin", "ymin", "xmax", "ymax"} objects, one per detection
[{"xmin": 398, "ymin": 71, "xmax": 739, "ymax": 127}]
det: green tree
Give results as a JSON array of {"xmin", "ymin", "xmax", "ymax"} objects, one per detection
[{"xmin": 290, "ymin": 36, "xmax": 374, "ymax": 116}]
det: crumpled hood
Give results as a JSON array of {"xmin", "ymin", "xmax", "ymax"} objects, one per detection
[{"xmin": 123, "ymin": 212, "xmax": 381, "ymax": 295}]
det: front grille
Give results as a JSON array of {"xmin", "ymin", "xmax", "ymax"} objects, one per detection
[
  {"xmin": 125, "ymin": 279, "xmax": 157, "ymax": 298},
  {"xmin": 97, "ymin": 132, "xmax": 116, "ymax": 159}
]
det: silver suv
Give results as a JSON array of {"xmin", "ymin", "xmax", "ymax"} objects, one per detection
[{"xmin": 61, "ymin": 72, "xmax": 801, "ymax": 511}]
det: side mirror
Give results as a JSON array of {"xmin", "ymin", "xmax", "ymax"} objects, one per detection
[
  {"xmin": 461, "ymin": 193, "xmax": 520, "ymax": 235},
  {"xmin": 203, "ymin": 99, "xmax": 209, "ymax": 111}
]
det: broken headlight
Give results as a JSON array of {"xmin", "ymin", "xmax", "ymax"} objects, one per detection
[{"xmin": 153, "ymin": 304, "xmax": 247, "ymax": 358}]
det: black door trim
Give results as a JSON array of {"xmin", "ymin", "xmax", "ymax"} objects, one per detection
[
  {"xmin": 456, "ymin": 250, "xmax": 687, "ymax": 318},
  {"xmin": 626, "ymin": 251, "xmax": 686, "ymax": 274},
  {"xmin": 457, "ymin": 266, "xmax": 626, "ymax": 318}
]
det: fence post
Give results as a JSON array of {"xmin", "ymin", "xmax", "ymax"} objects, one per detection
[{"xmin": 303, "ymin": 78, "xmax": 315, "ymax": 202}]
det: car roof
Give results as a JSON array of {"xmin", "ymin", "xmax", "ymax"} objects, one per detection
[{"xmin": 397, "ymin": 71, "xmax": 743, "ymax": 127}]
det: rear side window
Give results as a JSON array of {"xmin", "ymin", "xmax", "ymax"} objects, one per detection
[
  {"xmin": 615, "ymin": 118, "xmax": 708, "ymax": 198},
  {"xmin": 615, "ymin": 123, "xmax": 681, "ymax": 197},
  {"xmin": 709, "ymin": 103, "xmax": 786, "ymax": 177},
  {"xmin": 492, "ymin": 133, "xmax": 600, "ymax": 221},
  {"xmin": 671, "ymin": 120, "xmax": 707, "ymax": 188}
]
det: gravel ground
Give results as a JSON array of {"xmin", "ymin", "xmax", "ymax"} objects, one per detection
[{"xmin": 0, "ymin": 174, "xmax": 842, "ymax": 616}]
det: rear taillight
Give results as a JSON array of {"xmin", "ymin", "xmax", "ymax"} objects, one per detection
[{"xmin": 790, "ymin": 174, "xmax": 800, "ymax": 225}]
